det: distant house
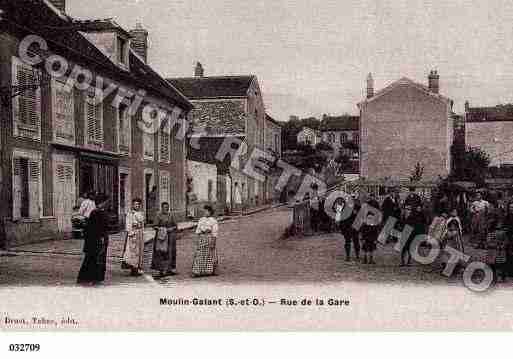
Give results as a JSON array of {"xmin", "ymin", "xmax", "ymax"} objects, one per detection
[
  {"xmin": 359, "ymin": 71, "xmax": 454, "ymax": 181},
  {"xmin": 465, "ymin": 102, "xmax": 513, "ymax": 167},
  {"xmin": 320, "ymin": 114, "xmax": 359, "ymax": 158},
  {"xmin": 168, "ymin": 63, "xmax": 268, "ymax": 214},
  {"xmin": 297, "ymin": 126, "xmax": 321, "ymax": 146}
]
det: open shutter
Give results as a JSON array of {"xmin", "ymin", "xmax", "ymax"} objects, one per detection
[
  {"xmin": 12, "ymin": 158, "xmax": 22, "ymax": 220},
  {"xmin": 12, "ymin": 57, "xmax": 41, "ymax": 140},
  {"xmin": 85, "ymin": 90, "xmax": 103, "ymax": 146},
  {"xmin": 160, "ymin": 171, "xmax": 170, "ymax": 206},
  {"xmin": 28, "ymin": 159, "xmax": 41, "ymax": 218},
  {"xmin": 53, "ymin": 80, "xmax": 75, "ymax": 143},
  {"xmin": 159, "ymin": 117, "xmax": 170, "ymax": 162}
]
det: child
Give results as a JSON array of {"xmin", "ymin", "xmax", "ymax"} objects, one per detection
[{"xmin": 360, "ymin": 213, "xmax": 380, "ymax": 264}]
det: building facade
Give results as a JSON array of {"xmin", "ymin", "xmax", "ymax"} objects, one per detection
[
  {"xmin": 465, "ymin": 102, "xmax": 513, "ymax": 167},
  {"xmin": 168, "ymin": 64, "xmax": 268, "ymax": 213},
  {"xmin": 0, "ymin": 1, "xmax": 192, "ymax": 247},
  {"xmin": 358, "ymin": 71, "xmax": 453, "ymax": 181},
  {"xmin": 264, "ymin": 113, "xmax": 282, "ymax": 203},
  {"xmin": 296, "ymin": 126, "xmax": 321, "ymax": 146}
]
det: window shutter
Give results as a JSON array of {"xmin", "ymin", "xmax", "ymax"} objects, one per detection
[
  {"xmin": 118, "ymin": 105, "xmax": 131, "ymax": 153},
  {"xmin": 28, "ymin": 159, "xmax": 41, "ymax": 218},
  {"xmin": 86, "ymin": 90, "xmax": 103, "ymax": 145},
  {"xmin": 12, "ymin": 158, "xmax": 22, "ymax": 220},
  {"xmin": 160, "ymin": 118, "xmax": 170, "ymax": 162},
  {"xmin": 12, "ymin": 58, "xmax": 41, "ymax": 140},
  {"xmin": 53, "ymin": 80, "xmax": 74, "ymax": 143}
]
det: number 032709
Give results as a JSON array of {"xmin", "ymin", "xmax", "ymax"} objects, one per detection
[{"xmin": 8, "ymin": 344, "xmax": 40, "ymax": 352}]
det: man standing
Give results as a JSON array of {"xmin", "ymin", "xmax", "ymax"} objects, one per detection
[{"xmin": 471, "ymin": 192, "xmax": 490, "ymax": 249}]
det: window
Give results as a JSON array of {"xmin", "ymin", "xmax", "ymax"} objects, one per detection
[
  {"xmin": 85, "ymin": 88, "xmax": 103, "ymax": 147},
  {"xmin": 353, "ymin": 132, "xmax": 360, "ymax": 146},
  {"xmin": 159, "ymin": 115, "xmax": 171, "ymax": 163},
  {"xmin": 12, "ymin": 149, "xmax": 42, "ymax": 220},
  {"xmin": 118, "ymin": 103, "xmax": 130, "ymax": 154},
  {"xmin": 327, "ymin": 133, "xmax": 335, "ymax": 143},
  {"xmin": 340, "ymin": 133, "xmax": 348, "ymax": 145},
  {"xmin": 159, "ymin": 170, "xmax": 170, "ymax": 207},
  {"xmin": 12, "ymin": 57, "xmax": 42, "ymax": 140},
  {"xmin": 274, "ymin": 134, "xmax": 279, "ymax": 153},
  {"xmin": 52, "ymin": 79, "xmax": 74, "ymax": 144},
  {"xmin": 117, "ymin": 36, "xmax": 127, "ymax": 65}
]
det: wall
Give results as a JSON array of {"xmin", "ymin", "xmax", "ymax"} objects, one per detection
[
  {"xmin": 466, "ymin": 121, "xmax": 513, "ymax": 166},
  {"xmin": 360, "ymin": 83, "xmax": 451, "ymax": 180}
]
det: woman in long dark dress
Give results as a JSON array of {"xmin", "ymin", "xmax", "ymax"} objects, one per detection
[
  {"xmin": 151, "ymin": 202, "xmax": 178, "ymax": 278},
  {"xmin": 77, "ymin": 195, "xmax": 110, "ymax": 285}
]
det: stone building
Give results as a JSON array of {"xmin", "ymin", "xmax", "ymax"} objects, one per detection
[
  {"xmin": 168, "ymin": 64, "xmax": 268, "ymax": 213},
  {"xmin": 358, "ymin": 71, "xmax": 454, "ymax": 181},
  {"xmin": 465, "ymin": 102, "xmax": 513, "ymax": 167},
  {"xmin": 0, "ymin": 0, "xmax": 193, "ymax": 247}
]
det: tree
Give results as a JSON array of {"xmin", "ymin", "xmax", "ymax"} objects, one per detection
[
  {"xmin": 409, "ymin": 162, "xmax": 424, "ymax": 182},
  {"xmin": 450, "ymin": 146, "xmax": 491, "ymax": 186}
]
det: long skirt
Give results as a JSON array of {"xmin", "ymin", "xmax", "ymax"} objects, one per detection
[
  {"xmin": 122, "ymin": 230, "xmax": 145, "ymax": 270},
  {"xmin": 192, "ymin": 233, "xmax": 218, "ymax": 276},
  {"xmin": 77, "ymin": 241, "xmax": 107, "ymax": 283},
  {"xmin": 472, "ymin": 212, "xmax": 487, "ymax": 243},
  {"xmin": 151, "ymin": 230, "xmax": 177, "ymax": 272}
]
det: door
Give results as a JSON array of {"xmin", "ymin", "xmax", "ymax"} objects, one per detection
[
  {"xmin": 119, "ymin": 169, "xmax": 131, "ymax": 226},
  {"xmin": 53, "ymin": 153, "xmax": 76, "ymax": 233}
]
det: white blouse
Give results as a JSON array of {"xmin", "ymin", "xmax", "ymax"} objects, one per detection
[
  {"xmin": 195, "ymin": 216, "xmax": 219, "ymax": 237},
  {"xmin": 126, "ymin": 210, "xmax": 145, "ymax": 236}
]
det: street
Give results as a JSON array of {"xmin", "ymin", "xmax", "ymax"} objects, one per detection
[{"xmin": 0, "ymin": 206, "xmax": 506, "ymax": 290}]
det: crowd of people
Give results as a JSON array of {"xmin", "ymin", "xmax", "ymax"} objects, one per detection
[
  {"xmin": 74, "ymin": 192, "xmax": 219, "ymax": 286},
  {"xmin": 305, "ymin": 186, "xmax": 513, "ymax": 282}
]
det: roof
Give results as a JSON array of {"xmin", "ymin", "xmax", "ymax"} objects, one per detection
[
  {"xmin": 2, "ymin": 0, "xmax": 192, "ymax": 111},
  {"xmin": 187, "ymin": 99, "xmax": 248, "ymax": 135},
  {"xmin": 320, "ymin": 115, "xmax": 359, "ymax": 131},
  {"xmin": 466, "ymin": 104, "xmax": 513, "ymax": 123},
  {"xmin": 359, "ymin": 77, "xmax": 452, "ymax": 106},
  {"xmin": 265, "ymin": 113, "xmax": 282, "ymax": 127},
  {"xmin": 72, "ymin": 18, "xmax": 132, "ymax": 38},
  {"xmin": 167, "ymin": 76, "xmax": 255, "ymax": 99}
]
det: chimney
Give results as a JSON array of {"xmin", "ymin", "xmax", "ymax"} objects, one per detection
[
  {"xmin": 129, "ymin": 22, "xmax": 149, "ymax": 63},
  {"xmin": 366, "ymin": 73, "xmax": 374, "ymax": 99},
  {"xmin": 428, "ymin": 70, "xmax": 440, "ymax": 94},
  {"xmin": 465, "ymin": 100, "xmax": 470, "ymax": 112},
  {"xmin": 48, "ymin": 0, "xmax": 66, "ymax": 13},
  {"xmin": 195, "ymin": 62, "xmax": 204, "ymax": 77}
]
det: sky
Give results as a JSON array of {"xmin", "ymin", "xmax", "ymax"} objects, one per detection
[{"xmin": 66, "ymin": 0, "xmax": 513, "ymax": 121}]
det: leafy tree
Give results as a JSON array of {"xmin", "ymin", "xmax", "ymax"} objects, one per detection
[
  {"xmin": 450, "ymin": 146, "xmax": 491, "ymax": 186},
  {"xmin": 315, "ymin": 142, "xmax": 333, "ymax": 152}
]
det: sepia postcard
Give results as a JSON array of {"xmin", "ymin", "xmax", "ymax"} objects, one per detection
[{"xmin": 2, "ymin": 0, "xmax": 513, "ymax": 333}]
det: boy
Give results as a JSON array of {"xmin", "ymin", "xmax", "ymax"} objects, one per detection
[{"xmin": 360, "ymin": 212, "xmax": 380, "ymax": 264}]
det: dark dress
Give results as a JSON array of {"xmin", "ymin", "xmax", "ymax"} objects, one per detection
[
  {"xmin": 360, "ymin": 223, "xmax": 379, "ymax": 252},
  {"xmin": 77, "ymin": 208, "xmax": 109, "ymax": 284},
  {"xmin": 151, "ymin": 212, "xmax": 178, "ymax": 273}
]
